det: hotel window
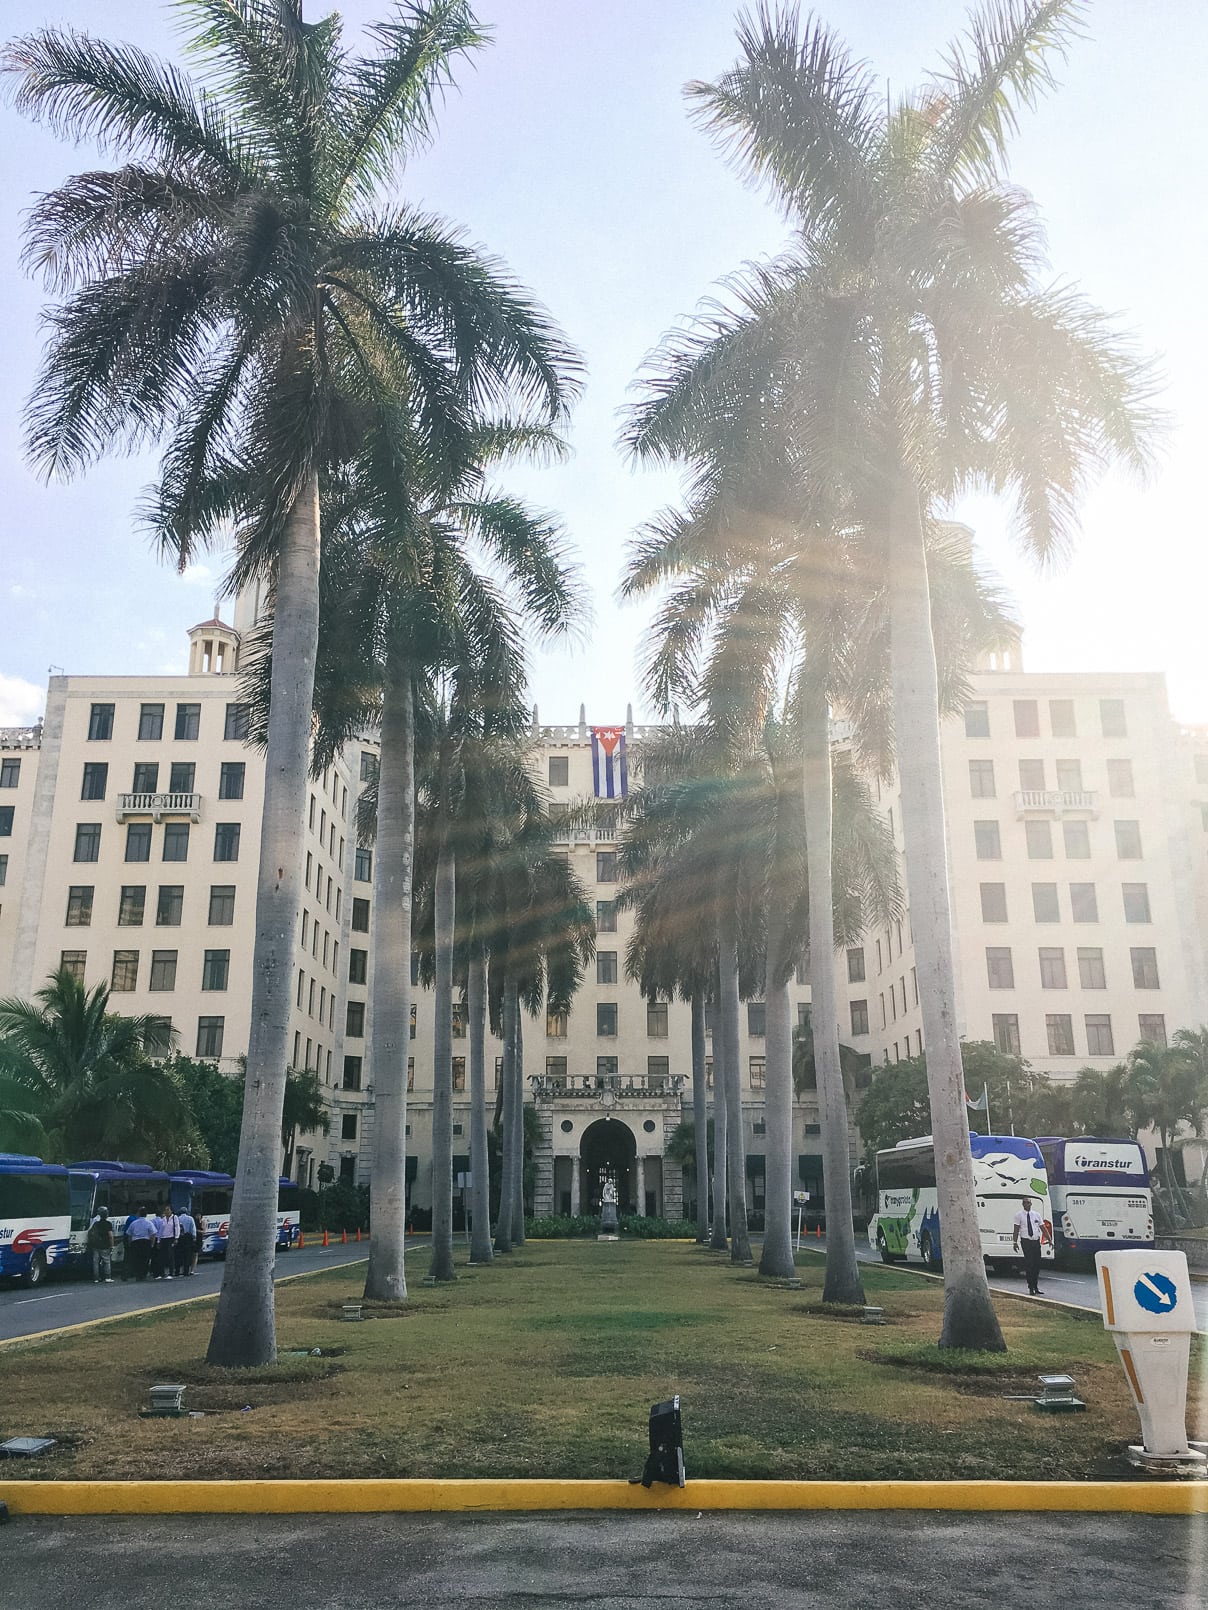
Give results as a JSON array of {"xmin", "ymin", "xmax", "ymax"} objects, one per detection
[
  {"xmin": 1077, "ymin": 947, "xmax": 1106, "ymax": 989},
  {"xmin": 1046, "ymin": 1014, "xmax": 1075, "ymax": 1056},
  {"xmin": 548, "ymin": 755, "xmax": 569, "ymax": 787},
  {"xmin": 1114, "ymin": 820, "xmax": 1142, "ymax": 859},
  {"xmin": 647, "ymin": 1001, "xmax": 669, "ymax": 1039},
  {"xmin": 118, "ymin": 885, "xmax": 146, "ymax": 926},
  {"xmin": 1131, "ymin": 947, "xmax": 1160, "ymax": 989},
  {"xmin": 986, "ymin": 947, "xmax": 1014, "ymax": 989},
  {"xmin": 163, "ymin": 823, "xmax": 190, "ymax": 862},
  {"xmin": 1138, "ymin": 1014, "xmax": 1167, "ymax": 1047},
  {"xmin": 1039, "ymin": 947, "xmax": 1067, "ymax": 989},
  {"xmin": 596, "ymin": 1003, "xmax": 618, "ymax": 1037},
  {"xmin": 597, "ymin": 1056, "xmax": 619, "ymax": 1081},
  {"xmin": 847, "ymin": 947, "xmax": 865, "ymax": 983},
  {"xmin": 174, "ymin": 702, "xmax": 200, "ymax": 741},
  {"xmin": 169, "ymin": 761, "xmax": 195, "ymax": 794},
  {"xmin": 196, "ymin": 1016, "xmax": 225, "ymax": 1059},
  {"xmin": 974, "ymin": 820, "xmax": 1001, "ymax": 859},
  {"xmin": 747, "ymin": 1002, "xmax": 766, "ymax": 1037},
  {"xmin": 546, "ymin": 1007, "xmax": 568, "ymax": 1038},
  {"xmin": 596, "ymin": 900, "xmax": 617, "ymax": 933},
  {"xmin": 156, "ymin": 885, "xmax": 183, "ymax": 925},
  {"xmin": 1031, "ymin": 883, "xmax": 1059, "ymax": 923},
  {"xmin": 218, "ymin": 762, "xmax": 245, "ymax": 800},
  {"xmin": 132, "ymin": 762, "xmax": 158, "ymax": 793},
  {"xmin": 144, "ymin": 1017, "xmax": 173, "ymax": 1058},
  {"xmin": 346, "ymin": 1001, "xmax": 365, "ymax": 1037},
  {"xmin": 596, "ymin": 850, "xmax": 617, "ymax": 882},
  {"xmin": 343, "ymin": 1056, "xmax": 362, "ymax": 1091},
  {"xmin": 208, "ymin": 885, "xmax": 235, "ymax": 925},
  {"xmin": 341, "ymin": 1114, "xmax": 358, "ymax": 1142},
  {"xmin": 74, "ymin": 822, "xmax": 102, "ymax": 862},
  {"xmin": 66, "ymin": 885, "xmax": 94, "ymax": 926},
  {"xmin": 1122, "ymin": 883, "xmax": 1151, "ymax": 923},
  {"xmin": 125, "ymin": 823, "xmax": 152, "ymax": 862},
  {"xmin": 348, "ymin": 948, "xmax": 367, "ymax": 985},
  {"xmin": 202, "ymin": 949, "xmax": 230, "ymax": 991},
  {"xmin": 850, "ymin": 999, "xmax": 869, "ymax": 1037},
  {"xmin": 81, "ymin": 762, "xmax": 108, "ymax": 800},
  {"xmin": 1100, "ymin": 698, "xmax": 1127, "ymax": 738},
  {"xmin": 1025, "ymin": 820, "xmax": 1053, "ymax": 859},
  {"xmin": 546, "ymin": 1057, "xmax": 568, "ymax": 1085},
  {"xmin": 597, "ymin": 950, "xmax": 618, "ymax": 985},
  {"xmin": 60, "ymin": 950, "xmax": 86, "ymax": 981},
  {"xmin": 1063, "ymin": 820, "xmax": 1090, "ymax": 859},
  {"xmin": 452, "ymin": 1058, "xmax": 466, "ymax": 1092},
  {"xmin": 137, "ymin": 703, "xmax": 163, "ymax": 741},
  {"xmin": 408, "ymin": 1058, "xmax": 415, "ymax": 1092},
  {"xmin": 359, "ymin": 751, "xmax": 378, "ymax": 783},
  {"xmin": 451, "ymin": 1002, "xmax": 466, "ymax": 1039},
  {"xmin": 354, "ymin": 847, "xmax": 373, "ymax": 881},
  {"xmin": 1070, "ymin": 882, "xmax": 1098, "ymax": 923},
  {"xmin": 0, "ymin": 854, "xmax": 7, "ymax": 886},
  {"xmin": 648, "ymin": 1056, "xmax": 670, "ymax": 1087},
  {"xmin": 0, "ymin": 758, "xmax": 18, "ymax": 788},
  {"xmin": 992, "ymin": 1014, "xmax": 1021, "ymax": 1055},
  {"xmin": 1018, "ymin": 758, "xmax": 1046, "ymax": 792},
  {"xmin": 0, "ymin": 807, "xmax": 11, "ymax": 836},
  {"xmin": 1085, "ymin": 1015, "xmax": 1115, "ymax": 1056},
  {"xmin": 1049, "ymin": 699, "xmax": 1076, "ymax": 737},
  {"xmin": 213, "ymin": 822, "xmax": 240, "ymax": 861},
  {"xmin": 980, "ymin": 883, "xmax": 1008, "ymax": 923},
  {"xmin": 223, "ymin": 702, "xmax": 250, "ymax": 741},
  {"xmin": 149, "ymin": 950, "xmax": 177, "ymax": 991},
  {"xmin": 1013, "ymin": 699, "xmax": 1039, "ymax": 738},
  {"xmin": 749, "ymin": 1056, "xmax": 766, "ymax": 1088},
  {"xmin": 968, "ymin": 759, "xmax": 996, "ymax": 798},
  {"xmin": 88, "ymin": 702, "xmax": 114, "ymax": 741},
  {"xmin": 1107, "ymin": 759, "xmax": 1134, "ymax": 798},
  {"xmin": 351, "ymin": 897, "xmax": 370, "ymax": 932},
  {"xmin": 111, "ymin": 950, "xmax": 139, "ymax": 992},
  {"xmin": 964, "ymin": 701, "xmax": 990, "ymax": 738},
  {"xmin": 1055, "ymin": 759, "xmax": 1083, "ymax": 794}
]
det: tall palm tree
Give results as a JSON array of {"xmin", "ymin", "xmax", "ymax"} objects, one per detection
[
  {"xmin": 625, "ymin": 0, "xmax": 1158, "ymax": 1348},
  {"xmin": 0, "ymin": 968, "xmax": 195, "ymax": 1162},
  {"xmin": 8, "ymin": 1, "xmax": 579, "ymax": 1366},
  {"xmin": 280, "ymin": 1065, "xmax": 330, "ymax": 1180}
]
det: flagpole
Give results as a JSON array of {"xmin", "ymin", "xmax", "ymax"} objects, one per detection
[{"xmin": 983, "ymin": 1084, "xmax": 991, "ymax": 1136}]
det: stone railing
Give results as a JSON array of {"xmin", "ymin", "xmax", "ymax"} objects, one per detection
[
  {"xmin": 1014, "ymin": 789, "xmax": 1098, "ymax": 818},
  {"xmin": 116, "ymin": 791, "xmax": 203, "ymax": 822},
  {"xmin": 0, "ymin": 724, "xmax": 42, "ymax": 750},
  {"xmin": 530, "ymin": 1072, "xmax": 687, "ymax": 1100}
]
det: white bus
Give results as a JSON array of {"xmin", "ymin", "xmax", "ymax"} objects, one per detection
[
  {"xmin": 869, "ymin": 1132, "xmax": 1054, "ymax": 1273},
  {"xmin": 1036, "ymin": 1137, "xmax": 1153, "ymax": 1262}
]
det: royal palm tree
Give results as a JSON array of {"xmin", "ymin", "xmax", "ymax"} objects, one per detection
[
  {"xmin": 8, "ymin": 1, "xmax": 579, "ymax": 1365},
  {"xmin": 626, "ymin": 0, "xmax": 1158, "ymax": 1348}
]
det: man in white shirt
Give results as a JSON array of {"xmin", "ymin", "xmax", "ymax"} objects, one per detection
[{"xmin": 1012, "ymin": 1195, "xmax": 1049, "ymax": 1295}]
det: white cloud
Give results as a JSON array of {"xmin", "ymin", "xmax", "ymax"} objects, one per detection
[
  {"xmin": 181, "ymin": 562, "xmax": 216, "ymax": 587},
  {"xmin": 0, "ymin": 674, "xmax": 44, "ymax": 726}
]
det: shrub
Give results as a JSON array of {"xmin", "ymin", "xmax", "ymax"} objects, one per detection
[
  {"xmin": 525, "ymin": 1214, "xmax": 600, "ymax": 1239},
  {"xmin": 618, "ymin": 1215, "xmax": 696, "ymax": 1239}
]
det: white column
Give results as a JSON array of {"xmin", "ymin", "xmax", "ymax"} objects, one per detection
[
  {"xmin": 635, "ymin": 1155, "xmax": 646, "ymax": 1216},
  {"xmin": 570, "ymin": 1157, "xmax": 581, "ymax": 1216}
]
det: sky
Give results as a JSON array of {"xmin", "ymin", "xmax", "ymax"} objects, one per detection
[{"xmin": 1, "ymin": 0, "xmax": 1206, "ymax": 730}]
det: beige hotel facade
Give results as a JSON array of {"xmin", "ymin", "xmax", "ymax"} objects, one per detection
[{"xmin": 2, "ymin": 611, "xmax": 1207, "ymax": 1213}]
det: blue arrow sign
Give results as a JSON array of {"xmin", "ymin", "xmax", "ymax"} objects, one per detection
[{"xmin": 1133, "ymin": 1271, "xmax": 1178, "ymax": 1314}]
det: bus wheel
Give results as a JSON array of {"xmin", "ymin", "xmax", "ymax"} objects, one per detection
[
  {"xmin": 876, "ymin": 1230, "xmax": 898, "ymax": 1265},
  {"xmin": 920, "ymin": 1233, "xmax": 942, "ymax": 1271},
  {"xmin": 24, "ymin": 1250, "xmax": 47, "ymax": 1289}
]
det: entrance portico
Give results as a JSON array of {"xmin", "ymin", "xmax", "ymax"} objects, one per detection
[{"xmin": 533, "ymin": 1074, "xmax": 685, "ymax": 1220}]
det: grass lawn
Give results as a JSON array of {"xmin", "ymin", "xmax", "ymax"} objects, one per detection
[{"xmin": 2, "ymin": 1241, "xmax": 1203, "ymax": 1483}]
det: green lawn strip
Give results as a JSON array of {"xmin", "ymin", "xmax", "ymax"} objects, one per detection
[{"xmin": 1, "ymin": 1240, "xmax": 1199, "ymax": 1483}]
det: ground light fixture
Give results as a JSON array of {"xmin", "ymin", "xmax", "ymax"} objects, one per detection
[
  {"xmin": 0, "ymin": 1436, "xmax": 56, "ymax": 1456},
  {"xmin": 633, "ymin": 1395, "xmax": 686, "ymax": 1488}
]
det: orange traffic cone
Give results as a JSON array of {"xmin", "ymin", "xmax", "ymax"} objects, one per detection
[
  {"xmin": 298, "ymin": 1231, "xmax": 305, "ymax": 1250},
  {"xmin": 342, "ymin": 1228, "xmax": 348, "ymax": 1245},
  {"xmin": 815, "ymin": 1224, "xmax": 822, "ymax": 1239},
  {"xmin": 322, "ymin": 1228, "xmax": 329, "ymax": 1248},
  {"xmin": 356, "ymin": 1227, "xmax": 361, "ymax": 1243}
]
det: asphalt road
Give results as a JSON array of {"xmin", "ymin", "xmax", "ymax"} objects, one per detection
[
  {"xmin": 11, "ymin": 1512, "xmax": 1208, "ymax": 1610},
  {"xmin": 0, "ymin": 1242, "xmax": 373, "ymax": 1342}
]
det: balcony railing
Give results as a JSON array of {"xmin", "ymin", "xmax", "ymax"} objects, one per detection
[
  {"xmin": 0, "ymin": 723, "xmax": 41, "ymax": 750},
  {"xmin": 531, "ymin": 1072, "xmax": 687, "ymax": 1100},
  {"xmin": 116, "ymin": 791, "xmax": 203, "ymax": 822},
  {"xmin": 1013, "ymin": 789, "xmax": 1098, "ymax": 819}
]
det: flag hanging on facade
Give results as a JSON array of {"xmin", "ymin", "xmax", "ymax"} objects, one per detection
[{"xmin": 591, "ymin": 726, "xmax": 628, "ymax": 799}]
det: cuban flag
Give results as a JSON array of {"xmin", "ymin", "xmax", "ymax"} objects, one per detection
[{"xmin": 591, "ymin": 726, "xmax": 628, "ymax": 799}]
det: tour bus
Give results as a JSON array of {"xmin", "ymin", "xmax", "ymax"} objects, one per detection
[
  {"xmin": 869, "ymin": 1132, "xmax": 1054, "ymax": 1273},
  {"xmin": 277, "ymin": 1179, "xmax": 302, "ymax": 1249},
  {"xmin": 169, "ymin": 1170, "xmax": 236, "ymax": 1258},
  {"xmin": 1035, "ymin": 1136, "xmax": 1153, "ymax": 1262},
  {"xmin": 67, "ymin": 1160, "xmax": 170, "ymax": 1275},
  {"xmin": 0, "ymin": 1154, "xmax": 71, "ymax": 1287}
]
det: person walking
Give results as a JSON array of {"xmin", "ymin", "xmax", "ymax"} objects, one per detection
[
  {"xmin": 86, "ymin": 1205, "xmax": 115, "ymax": 1283},
  {"xmin": 175, "ymin": 1207, "xmax": 197, "ymax": 1277},
  {"xmin": 1012, "ymin": 1194, "xmax": 1049, "ymax": 1295},
  {"xmin": 126, "ymin": 1206, "xmax": 156, "ymax": 1281}
]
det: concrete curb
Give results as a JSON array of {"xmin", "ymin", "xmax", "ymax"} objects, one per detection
[{"xmin": 0, "ymin": 1478, "xmax": 1205, "ymax": 1516}]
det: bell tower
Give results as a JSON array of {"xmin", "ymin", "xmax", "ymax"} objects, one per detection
[{"xmin": 187, "ymin": 611, "xmax": 241, "ymax": 676}]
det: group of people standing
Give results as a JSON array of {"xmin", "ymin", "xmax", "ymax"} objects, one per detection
[{"xmin": 85, "ymin": 1204, "xmax": 199, "ymax": 1282}]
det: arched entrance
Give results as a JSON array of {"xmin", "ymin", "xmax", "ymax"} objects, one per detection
[{"xmin": 580, "ymin": 1118, "xmax": 638, "ymax": 1215}]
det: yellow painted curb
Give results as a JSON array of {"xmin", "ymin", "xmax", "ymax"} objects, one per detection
[{"xmin": 0, "ymin": 1478, "xmax": 1204, "ymax": 1516}]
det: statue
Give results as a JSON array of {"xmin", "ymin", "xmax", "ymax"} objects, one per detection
[{"xmin": 598, "ymin": 1171, "xmax": 620, "ymax": 1240}]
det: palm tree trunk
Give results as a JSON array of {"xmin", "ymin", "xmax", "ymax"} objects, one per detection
[
  {"xmin": 690, "ymin": 993, "xmax": 709, "ymax": 1244},
  {"xmin": 208, "ymin": 470, "xmax": 320, "ymax": 1366},
  {"xmin": 361, "ymin": 652, "xmax": 415, "ymax": 1302},
  {"xmin": 510, "ymin": 1006, "xmax": 526, "ymax": 1244},
  {"xmin": 718, "ymin": 907, "xmax": 752, "ymax": 1265},
  {"xmin": 889, "ymin": 475, "xmax": 1004, "ymax": 1351},
  {"xmin": 759, "ymin": 910, "xmax": 796, "ymax": 1279},
  {"xmin": 802, "ymin": 692, "xmax": 865, "ymax": 1306},
  {"xmin": 709, "ymin": 982, "xmax": 729, "ymax": 1253},
  {"xmin": 428, "ymin": 840, "xmax": 457, "ymax": 1282},
  {"xmin": 494, "ymin": 978, "xmax": 516, "ymax": 1253},
  {"xmin": 467, "ymin": 948, "xmax": 493, "ymax": 1264}
]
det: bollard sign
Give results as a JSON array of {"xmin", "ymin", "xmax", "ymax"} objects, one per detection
[{"xmin": 1095, "ymin": 1248, "xmax": 1204, "ymax": 1468}]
